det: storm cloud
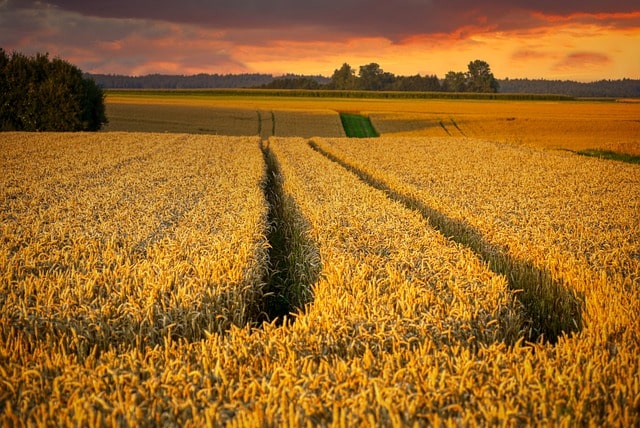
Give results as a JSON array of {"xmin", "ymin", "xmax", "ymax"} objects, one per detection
[
  {"xmin": 10, "ymin": 0, "xmax": 640, "ymax": 40},
  {"xmin": 1, "ymin": 0, "xmax": 638, "ymax": 79}
]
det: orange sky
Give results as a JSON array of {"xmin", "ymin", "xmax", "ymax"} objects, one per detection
[{"xmin": 1, "ymin": 1, "xmax": 639, "ymax": 81}]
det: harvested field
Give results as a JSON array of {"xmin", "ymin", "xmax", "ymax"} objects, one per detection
[
  {"xmin": 271, "ymin": 110, "xmax": 345, "ymax": 138},
  {"xmin": 105, "ymin": 103, "xmax": 344, "ymax": 138},
  {"xmin": 365, "ymin": 99, "xmax": 640, "ymax": 154},
  {"xmin": 104, "ymin": 103, "xmax": 260, "ymax": 135}
]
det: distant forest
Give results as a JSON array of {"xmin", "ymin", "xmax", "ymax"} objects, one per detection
[
  {"xmin": 88, "ymin": 66, "xmax": 640, "ymax": 98},
  {"xmin": 87, "ymin": 73, "xmax": 327, "ymax": 90},
  {"xmin": 498, "ymin": 78, "xmax": 640, "ymax": 98}
]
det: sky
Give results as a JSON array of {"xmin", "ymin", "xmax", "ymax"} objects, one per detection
[{"xmin": 1, "ymin": 0, "xmax": 639, "ymax": 81}]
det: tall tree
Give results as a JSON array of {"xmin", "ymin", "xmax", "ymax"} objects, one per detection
[
  {"xmin": 0, "ymin": 49, "xmax": 9, "ymax": 129},
  {"xmin": 443, "ymin": 71, "xmax": 468, "ymax": 92},
  {"xmin": 466, "ymin": 59, "xmax": 499, "ymax": 93},
  {"xmin": 328, "ymin": 63, "xmax": 357, "ymax": 90},
  {"xmin": 358, "ymin": 63, "xmax": 394, "ymax": 91}
]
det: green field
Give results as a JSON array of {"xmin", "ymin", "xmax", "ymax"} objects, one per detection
[{"xmin": 339, "ymin": 113, "xmax": 379, "ymax": 138}]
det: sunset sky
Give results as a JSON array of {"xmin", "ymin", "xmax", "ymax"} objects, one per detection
[{"xmin": 1, "ymin": 0, "xmax": 639, "ymax": 81}]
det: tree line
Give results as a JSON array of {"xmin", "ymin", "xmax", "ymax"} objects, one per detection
[
  {"xmin": 1, "ymin": 49, "xmax": 107, "ymax": 131},
  {"xmin": 87, "ymin": 61, "xmax": 640, "ymax": 97},
  {"xmin": 499, "ymin": 78, "xmax": 640, "ymax": 98},
  {"xmin": 89, "ymin": 60, "xmax": 499, "ymax": 93},
  {"xmin": 258, "ymin": 60, "xmax": 499, "ymax": 93},
  {"xmin": 88, "ymin": 72, "xmax": 282, "ymax": 89}
]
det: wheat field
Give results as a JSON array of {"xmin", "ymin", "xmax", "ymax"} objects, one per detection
[{"xmin": 1, "ymin": 120, "xmax": 639, "ymax": 425}]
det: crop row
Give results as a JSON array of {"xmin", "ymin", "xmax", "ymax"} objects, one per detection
[{"xmin": 311, "ymin": 136, "xmax": 640, "ymax": 421}]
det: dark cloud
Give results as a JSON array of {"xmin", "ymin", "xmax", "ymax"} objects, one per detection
[
  {"xmin": 2, "ymin": 0, "xmax": 637, "ymax": 78},
  {"xmin": 0, "ymin": 2, "xmax": 250, "ymax": 74},
  {"xmin": 13, "ymin": 0, "xmax": 640, "ymax": 41}
]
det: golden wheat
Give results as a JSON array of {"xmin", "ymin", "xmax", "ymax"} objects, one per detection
[
  {"xmin": 313, "ymin": 135, "xmax": 640, "ymax": 424},
  {"xmin": 2, "ymin": 132, "xmax": 638, "ymax": 426},
  {"xmin": 1, "ymin": 132, "xmax": 268, "ymax": 354},
  {"xmin": 365, "ymin": 99, "xmax": 640, "ymax": 154}
]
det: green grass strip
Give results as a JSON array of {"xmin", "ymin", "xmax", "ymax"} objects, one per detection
[
  {"xmin": 339, "ymin": 113, "xmax": 379, "ymax": 138},
  {"xmin": 576, "ymin": 149, "xmax": 640, "ymax": 164}
]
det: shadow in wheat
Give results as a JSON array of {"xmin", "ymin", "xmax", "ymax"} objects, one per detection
[
  {"xmin": 259, "ymin": 140, "xmax": 320, "ymax": 325},
  {"xmin": 309, "ymin": 140, "xmax": 584, "ymax": 344}
]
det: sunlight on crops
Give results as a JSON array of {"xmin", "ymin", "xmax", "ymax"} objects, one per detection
[
  {"xmin": 1, "ymin": 130, "xmax": 639, "ymax": 426},
  {"xmin": 366, "ymin": 100, "xmax": 640, "ymax": 154},
  {"xmin": 1, "ymin": 133, "xmax": 268, "ymax": 350},
  {"xmin": 107, "ymin": 92, "xmax": 640, "ymax": 154},
  {"xmin": 318, "ymin": 136, "xmax": 640, "ymax": 327}
]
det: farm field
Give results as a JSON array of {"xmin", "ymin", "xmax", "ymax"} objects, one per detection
[
  {"xmin": 105, "ymin": 91, "xmax": 640, "ymax": 154},
  {"xmin": 1, "ymin": 126, "xmax": 639, "ymax": 425},
  {"xmin": 104, "ymin": 93, "xmax": 346, "ymax": 138}
]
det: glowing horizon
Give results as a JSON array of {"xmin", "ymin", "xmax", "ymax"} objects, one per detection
[{"xmin": 1, "ymin": 1, "xmax": 638, "ymax": 81}]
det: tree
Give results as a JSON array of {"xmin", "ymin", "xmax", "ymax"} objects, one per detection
[
  {"xmin": 443, "ymin": 71, "xmax": 468, "ymax": 92},
  {"xmin": 0, "ymin": 49, "xmax": 9, "ymax": 128},
  {"xmin": 466, "ymin": 59, "xmax": 499, "ymax": 93},
  {"xmin": 0, "ymin": 50, "xmax": 107, "ymax": 131},
  {"xmin": 358, "ymin": 63, "xmax": 394, "ymax": 91},
  {"xmin": 327, "ymin": 63, "xmax": 357, "ymax": 90}
]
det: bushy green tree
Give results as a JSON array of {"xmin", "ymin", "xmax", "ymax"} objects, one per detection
[
  {"xmin": 0, "ymin": 49, "xmax": 107, "ymax": 131},
  {"xmin": 442, "ymin": 60, "xmax": 499, "ymax": 93},
  {"xmin": 443, "ymin": 71, "xmax": 468, "ymax": 92},
  {"xmin": 466, "ymin": 59, "xmax": 499, "ymax": 93},
  {"xmin": 327, "ymin": 63, "xmax": 358, "ymax": 90},
  {"xmin": 327, "ymin": 62, "xmax": 445, "ymax": 92},
  {"xmin": 358, "ymin": 63, "xmax": 394, "ymax": 91}
]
